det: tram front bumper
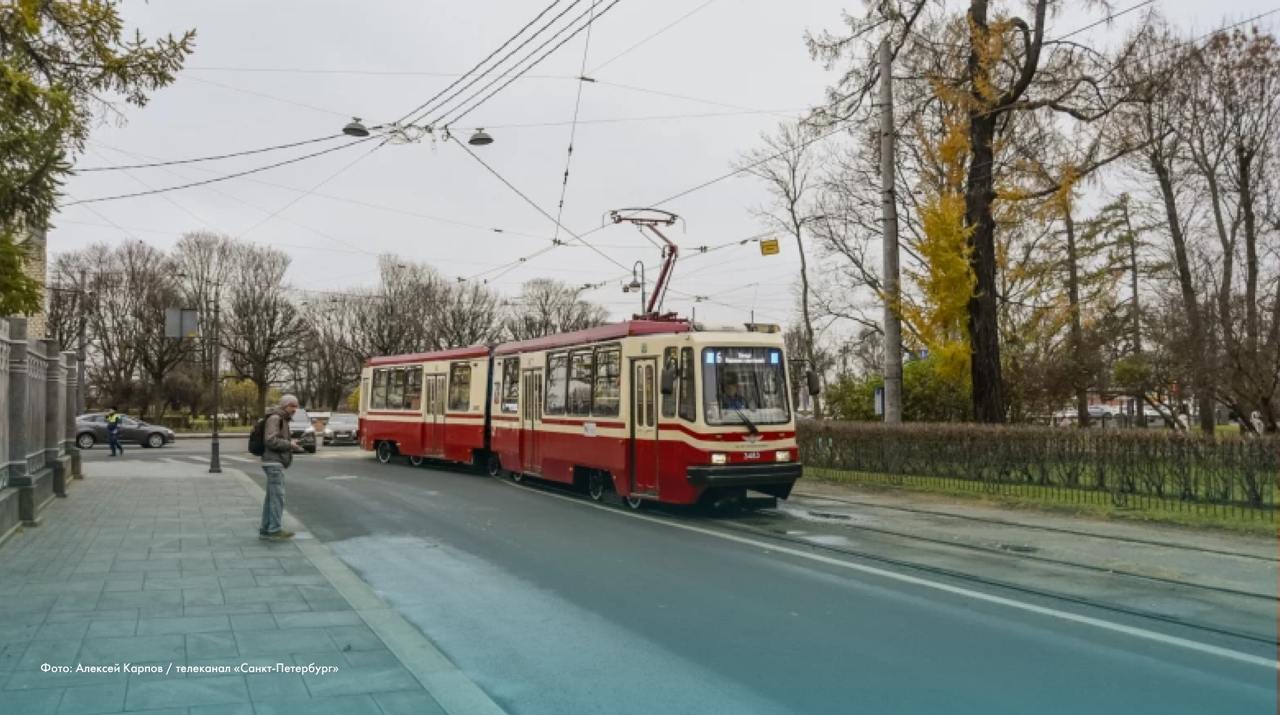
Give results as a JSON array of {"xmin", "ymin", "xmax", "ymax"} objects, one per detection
[{"xmin": 686, "ymin": 463, "xmax": 802, "ymax": 498}]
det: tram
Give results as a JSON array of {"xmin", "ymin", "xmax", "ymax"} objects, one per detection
[{"xmin": 357, "ymin": 318, "xmax": 813, "ymax": 508}]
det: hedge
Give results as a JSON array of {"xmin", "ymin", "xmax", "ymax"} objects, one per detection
[{"xmin": 798, "ymin": 421, "xmax": 1279, "ymax": 513}]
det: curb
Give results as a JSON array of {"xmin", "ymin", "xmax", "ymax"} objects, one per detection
[
  {"xmin": 224, "ymin": 466, "xmax": 507, "ymax": 715},
  {"xmin": 172, "ymin": 433, "xmax": 249, "ymax": 440}
]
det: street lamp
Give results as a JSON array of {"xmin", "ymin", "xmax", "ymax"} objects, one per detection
[
  {"xmin": 622, "ymin": 261, "xmax": 645, "ymax": 313},
  {"xmin": 468, "ymin": 128, "xmax": 494, "ymax": 146},
  {"xmin": 343, "ymin": 118, "xmax": 370, "ymax": 137}
]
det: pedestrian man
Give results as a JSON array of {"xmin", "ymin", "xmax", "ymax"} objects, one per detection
[
  {"xmin": 260, "ymin": 394, "xmax": 301, "ymax": 540},
  {"xmin": 105, "ymin": 407, "xmax": 124, "ymax": 457}
]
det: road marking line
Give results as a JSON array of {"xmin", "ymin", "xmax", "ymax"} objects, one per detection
[
  {"xmin": 502, "ymin": 480, "xmax": 1280, "ymax": 671},
  {"xmin": 325, "ymin": 475, "xmax": 360, "ymax": 481}
]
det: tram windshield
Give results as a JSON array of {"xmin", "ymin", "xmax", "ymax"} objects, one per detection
[{"xmin": 701, "ymin": 347, "xmax": 790, "ymax": 427}]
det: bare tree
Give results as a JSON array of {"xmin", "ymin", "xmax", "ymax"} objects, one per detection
[
  {"xmin": 348, "ymin": 256, "xmax": 446, "ymax": 360},
  {"xmin": 296, "ymin": 297, "xmax": 361, "ymax": 410},
  {"xmin": 503, "ymin": 278, "xmax": 607, "ymax": 340},
  {"xmin": 741, "ymin": 121, "xmax": 826, "ymax": 416},
  {"xmin": 433, "ymin": 281, "xmax": 502, "ymax": 349},
  {"xmin": 124, "ymin": 243, "xmax": 189, "ymax": 419},
  {"xmin": 173, "ymin": 231, "xmax": 235, "ymax": 382},
  {"xmin": 221, "ymin": 244, "xmax": 308, "ymax": 415}
]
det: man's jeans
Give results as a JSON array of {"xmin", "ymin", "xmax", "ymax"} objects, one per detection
[
  {"xmin": 260, "ymin": 463, "xmax": 285, "ymax": 535},
  {"xmin": 108, "ymin": 430, "xmax": 122, "ymax": 456}
]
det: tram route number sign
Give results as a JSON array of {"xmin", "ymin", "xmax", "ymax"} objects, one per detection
[{"xmin": 759, "ymin": 238, "xmax": 780, "ymax": 256}]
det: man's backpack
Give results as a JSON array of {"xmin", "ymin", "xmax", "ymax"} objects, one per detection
[{"xmin": 247, "ymin": 414, "xmax": 270, "ymax": 457}]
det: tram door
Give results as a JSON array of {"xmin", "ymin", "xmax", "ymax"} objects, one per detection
[
  {"xmin": 425, "ymin": 374, "xmax": 446, "ymax": 454},
  {"xmin": 521, "ymin": 370, "xmax": 542, "ymax": 474},
  {"xmin": 630, "ymin": 358, "xmax": 659, "ymax": 495}
]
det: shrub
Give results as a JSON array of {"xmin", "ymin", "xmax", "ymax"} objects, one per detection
[{"xmin": 799, "ymin": 421, "xmax": 1279, "ymax": 509}]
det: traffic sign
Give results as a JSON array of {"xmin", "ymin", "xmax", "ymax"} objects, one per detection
[{"xmin": 760, "ymin": 238, "xmax": 780, "ymax": 256}]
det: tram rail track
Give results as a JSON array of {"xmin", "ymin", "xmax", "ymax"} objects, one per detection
[
  {"xmin": 750, "ymin": 501, "xmax": 1279, "ymax": 603},
  {"xmin": 790, "ymin": 489, "xmax": 1278, "ymax": 563},
  {"xmin": 483, "ymin": 468, "xmax": 1279, "ymax": 648}
]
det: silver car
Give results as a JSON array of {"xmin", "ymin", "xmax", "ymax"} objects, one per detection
[
  {"xmin": 323, "ymin": 413, "xmax": 360, "ymax": 446},
  {"xmin": 75, "ymin": 413, "xmax": 176, "ymax": 449}
]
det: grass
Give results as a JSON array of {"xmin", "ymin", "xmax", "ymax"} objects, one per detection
[{"xmin": 805, "ymin": 466, "xmax": 1278, "ymax": 536}]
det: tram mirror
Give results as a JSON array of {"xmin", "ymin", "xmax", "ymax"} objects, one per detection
[
  {"xmin": 806, "ymin": 369, "xmax": 821, "ymax": 396},
  {"xmin": 660, "ymin": 362, "xmax": 677, "ymax": 396}
]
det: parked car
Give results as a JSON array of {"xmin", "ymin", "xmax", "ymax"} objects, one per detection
[
  {"xmin": 323, "ymin": 412, "xmax": 359, "ymax": 446},
  {"xmin": 75, "ymin": 413, "xmax": 176, "ymax": 449},
  {"xmin": 290, "ymin": 408, "xmax": 317, "ymax": 453}
]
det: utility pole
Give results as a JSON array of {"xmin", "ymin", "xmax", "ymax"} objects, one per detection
[
  {"xmin": 879, "ymin": 38, "xmax": 903, "ymax": 424},
  {"xmin": 209, "ymin": 285, "xmax": 222, "ymax": 474}
]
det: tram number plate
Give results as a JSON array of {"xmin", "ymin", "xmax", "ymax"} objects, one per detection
[{"xmin": 744, "ymin": 452, "xmax": 761, "ymax": 460}]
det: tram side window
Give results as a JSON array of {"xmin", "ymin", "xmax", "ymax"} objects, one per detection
[
  {"xmin": 567, "ymin": 350, "xmax": 594, "ymax": 416},
  {"xmin": 372, "ymin": 369, "xmax": 389, "ymax": 409},
  {"xmin": 405, "ymin": 367, "xmax": 423, "ymax": 410},
  {"xmin": 545, "ymin": 353, "xmax": 567, "ymax": 414},
  {"xmin": 501, "ymin": 359, "xmax": 519, "ymax": 413},
  {"xmin": 448, "ymin": 363, "xmax": 471, "ymax": 411},
  {"xmin": 678, "ymin": 347, "xmax": 696, "ymax": 421},
  {"xmin": 592, "ymin": 348, "xmax": 621, "ymax": 417},
  {"xmin": 661, "ymin": 348, "xmax": 678, "ymax": 418},
  {"xmin": 387, "ymin": 368, "xmax": 405, "ymax": 410}
]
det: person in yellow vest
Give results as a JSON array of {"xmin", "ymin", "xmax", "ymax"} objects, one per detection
[{"xmin": 105, "ymin": 407, "xmax": 124, "ymax": 457}]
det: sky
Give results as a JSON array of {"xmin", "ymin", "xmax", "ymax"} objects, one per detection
[{"xmin": 52, "ymin": 0, "xmax": 1279, "ymax": 328}]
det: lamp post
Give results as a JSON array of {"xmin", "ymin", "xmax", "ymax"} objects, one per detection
[{"xmin": 208, "ymin": 283, "xmax": 223, "ymax": 474}]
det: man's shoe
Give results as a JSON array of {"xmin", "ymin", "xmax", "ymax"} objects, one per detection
[{"xmin": 268, "ymin": 530, "xmax": 295, "ymax": 541}]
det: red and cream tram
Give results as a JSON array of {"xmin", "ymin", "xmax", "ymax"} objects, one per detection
[{"xmin": 358, "ymin": 318, "xmax": 809, "ymax": 508}]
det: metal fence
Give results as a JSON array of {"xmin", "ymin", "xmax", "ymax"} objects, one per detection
[
  {"xmin": 0, "ymin": 317, "xmax": 78, "ymax": 527},
  {"xmin": 799, "ymin": 421, "xmax": 1279, "ymax": 521}
]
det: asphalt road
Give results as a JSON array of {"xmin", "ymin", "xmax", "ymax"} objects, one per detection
[{"xmin": 87, "ymin": 440, "xmax": 1277, "ymax": 714}]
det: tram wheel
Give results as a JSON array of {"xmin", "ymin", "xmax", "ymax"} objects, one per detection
[
  {"xmin": 624, "ymin": 494, "xmax": 645, "ymax": 511},
  {"xmin": 408, "ymin": 455, "xmax": 424, "ymax": 467},
  {"xmin": 511, "ymin": 470, "xmax": 524, "ymax": 484},
  {"xmin": 486, "ymin": 453, "xmax": 503, "ymax": 478},
  {"xmin": 375, "ymin": 441, "xmax": 394, "ymax": 464},
  {"xmin": 587, "ymin": 471, "xmax": 607, "ymax": 501}
]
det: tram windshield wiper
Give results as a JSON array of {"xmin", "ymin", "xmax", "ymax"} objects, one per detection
[{"xmin": 734, "ymin": 408, "xmax": 760, "ymax": 435}]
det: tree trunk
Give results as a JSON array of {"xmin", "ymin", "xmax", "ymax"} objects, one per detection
[
  {"xmin": 254, "ymin": 380, "xmax": 268, "ymax": 418},
  {"xmin": 1237, "ymin": 147, "xmax": 1260, "ymax": 358},
  {"xmin": 794, "ymin": 224, "xmax": 821, "ymax": 419},
  {"xmin": 964, "ymin": 111, "xmax": 1005, "ymax": 423},
  {"xmin": 1150, "ymin": 153, "xmax": 1213, "ymax": 434},
  {"xmin": 1063, "ymin": 211, "xmax": 1089, "ymax": 427}
]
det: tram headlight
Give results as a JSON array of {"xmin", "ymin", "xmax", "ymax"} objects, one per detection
[
  {"xmin": 775, "ymin": 450, "xmax": 791, "ymax": 462},
  {"xmin": 710, "ymin": 453, "xmax": 728, "ymax": 465}
]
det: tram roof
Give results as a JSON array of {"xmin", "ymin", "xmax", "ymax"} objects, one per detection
[
  {"xmin": 365, "ymin": 344, "xmax": 491, "ymax": 367},
  {"xmin": 493, "ymin": 319, "xmax": 690, "ymax": 356}
]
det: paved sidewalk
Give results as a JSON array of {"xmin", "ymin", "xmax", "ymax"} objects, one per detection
[{"xmin": 0, "ymin": 459, "xmax": 503, "ymax": 715}]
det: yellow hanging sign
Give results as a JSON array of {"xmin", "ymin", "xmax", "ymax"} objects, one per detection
[{"xmin": 759, "ymin": 238, "xmax": 780, "ymax": 256}]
